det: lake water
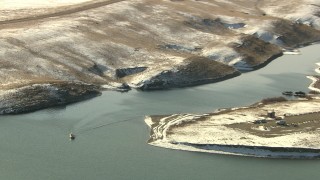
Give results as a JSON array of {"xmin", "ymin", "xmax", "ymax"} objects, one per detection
[{"xmin": 1, "ymin": 44, "xmax": 320, "ymax": 180}]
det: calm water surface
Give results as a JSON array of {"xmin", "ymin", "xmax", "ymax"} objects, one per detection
[{"xmin": 1, "ymin": 45, "xmax": 320, "ymax": 180}]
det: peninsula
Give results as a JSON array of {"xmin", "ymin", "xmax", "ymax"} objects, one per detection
[{"xmin": 145, "ymin": 62, "xmax": 320, "ymax": 158}]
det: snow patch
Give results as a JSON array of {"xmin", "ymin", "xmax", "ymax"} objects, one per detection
[
  {"xmin": 252, "ymin": 30, "xmax": 283, "ymax": 45},
  {"xmin": 0, "ymin": 0, "xmax": 91, "ymax": 10},
  {"xmin": 202, "ymin": 45, "xmax": 241, "ymax": 65}
]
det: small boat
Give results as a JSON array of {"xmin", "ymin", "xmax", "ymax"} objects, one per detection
[
  {"xmin": 69, "ymin": 133, "xmax": 76, "ymax": 140},
  {"xmin": 282, "ymin": 91, "xmax": 293, "ymax": 96},
  {"xmin": 294, "ymin": 91, "xmax": 306, "ymax": 97},
  {"xmin": 295, "ymin": 91, "xmax": 306, "ymax": 95}
]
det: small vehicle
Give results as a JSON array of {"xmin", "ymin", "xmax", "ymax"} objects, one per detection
[
  {"xmin": 282, "ymin": 91, "xmax": 293, "ymax": 96},
  {"xmin": 69, "ymin": 133, "xmax": 76, "ymax": 140}
]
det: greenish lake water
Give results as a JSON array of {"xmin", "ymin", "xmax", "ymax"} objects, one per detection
[{"xmin": 1, "ymin": 44, "xmax": 320, "ymax": 180}]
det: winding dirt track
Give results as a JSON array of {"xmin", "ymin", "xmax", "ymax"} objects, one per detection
[{"xmin": 0, "ymin": 0, "xmax": 126, "ymax": 26}]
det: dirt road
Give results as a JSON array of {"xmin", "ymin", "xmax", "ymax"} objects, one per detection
[{"xmin": 0, "ymin": 0, "xmax": 126, "ymax": 26}]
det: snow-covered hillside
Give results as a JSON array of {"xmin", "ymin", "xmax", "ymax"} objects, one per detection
[{"xmin": 0, "ymin": 0, "xmax": 319, "ymax": 113}]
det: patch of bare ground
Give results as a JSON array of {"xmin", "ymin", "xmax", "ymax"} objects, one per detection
[
  {"xmin": 231, "ymin": 35, "xmax": 283, "ymax": 69},
  {"xmin": 260, "ymin": 96, "xmax": 288, "ymax": 105},
  {"xmin": 227, "ymin": 112, "xmax": 320, "ymax": 138},
  {"xmin": 314, "ymin": 76, "xmax": 320, "ymax": 89},
  {"xmin": 215, "ymin": 99, "xmax": 319, "ymax": 134},
  {"xmin": 139, "ymin": 56, "xmax": 240, "ymax": 90},
  {"xmin": 273, "ymin": 20, "xmax": 320, "ymax": 48},
  {"xmin": 183, "ymin": 18, "xmax": 232, "ymax": 35},
  {"xmin": 0, "ymin": 82, "xmax": 101, "ymax": 114}
]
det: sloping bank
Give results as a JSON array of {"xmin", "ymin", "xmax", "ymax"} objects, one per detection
[
  {"xmin": 0, "ymin": 82, "xmax": 101, "ymax": 114},
  {"xmin": 0, "ymin": 28, "xmax": 317, "ymax": 115},
  {"xmin": 137, "ymin": 56, "xmax": 241, "ymax": 90}
]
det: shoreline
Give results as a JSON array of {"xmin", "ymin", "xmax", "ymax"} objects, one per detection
[
  {"xmin": 145, "ymin": 58, "xmax": 320, "ymax": 159},
  {"xmin": 0, "ymin": 81, "xmax": 101, "ymax": 115},
  {"xmin": 307, "ymin": 62, "xmax": 320, "ymax": 93},
  {"xmin": 150, "ymin": 141, "xmax": 320, "ymax": 159},
  {"xmin": 145, "ymin": 59, "xmax": 320, "ymax": 159},
  {"xmin": 0, "ymin": 44, "xmax": 318, "ymax": 115},
  {"xmin": 249, "ymin": 52, "xmax": 284, "ymax": 71},
  {"xmin": 307, "ymin": 76, "xmax": 320, "ymax": 93},
  {"xmin": 139, "ymin": 70, "xmax": 242, "ymax": 91}
]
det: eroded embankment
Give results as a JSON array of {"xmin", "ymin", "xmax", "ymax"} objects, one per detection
[
  {"xmin": 0, "ymin": 82, "xmax": 101, "ymax": 115},
  {"xmin": 138, "ymin": 56, "xmax": 241, "ymax": 90}
]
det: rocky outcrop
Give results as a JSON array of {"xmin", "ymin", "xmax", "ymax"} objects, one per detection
[
  {"xmin": 139, "ymin": 56, "xmax": 241, "ymax": 90},
  {"xmin": 231, "ymin": 35, "xmax": 283, "ymax": 71},
  {"xmin": 184, "ymin": 18, "xmax": 232, "ymax": 35},
  {"xmin": 115, "ymin": 67, "xmax": 147, "ymax": 78},
  {"xmin": 273, "ymin": 20, "xmax": 320, "ymax": 48},
  {"xmin": 0, "ymin": 82, "xmax": 101, "ymax": 114}
]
